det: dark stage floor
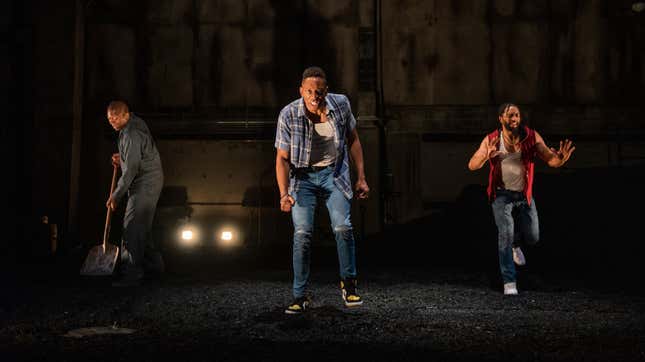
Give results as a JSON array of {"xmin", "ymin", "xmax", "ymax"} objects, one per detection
[{"xmin": 2, "ymin": 244, "xmax": 645, "ymax": 362}]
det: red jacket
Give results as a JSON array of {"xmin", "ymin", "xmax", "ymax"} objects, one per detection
[{"xmin": 486, "ymin": 126, "xmax": 537, "ymax": 205}]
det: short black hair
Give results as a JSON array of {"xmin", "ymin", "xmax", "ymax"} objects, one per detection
[
  {"xmin": 302, "ymin": 66, "xmax": 327, "ymax": 81},
  {"xmin": 498, "ymin": 102, "xmax": 519, "ymax": 117}
]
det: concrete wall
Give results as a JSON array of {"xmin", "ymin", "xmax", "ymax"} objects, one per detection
[
  {"xmin": 83, "ymin": 0, "xmax": 359, "ymax": 110},
  {"xmin": 76, "ymin": 0, "xmax": 369, "ymax": 247},
  {"xmin": 13, "ymin": 0, "xmax": 645, "ymax": 252},
  {"xmin": 382, "ymin": 0, "xmax": 491, "ymax": 105},
  {"xmin": 78, "ymin": 0, "xmax": 645, "ymax": 242},
  {"xmin": 151, "ymin": 122, "xmax": 380, "ymax": 247},
  {"xmin": 380, "ymin": 0, "xmax": 645, "ymax": 223},
  {"xmin": 379, "ymin": 0, "xmax": 643, "ymax": 107}
]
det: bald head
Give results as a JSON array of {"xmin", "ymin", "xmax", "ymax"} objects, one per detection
[
  {"xmin": 108, "ymin": 100, "xmax": 129, "ymax": 115},
  {"xmin": 107, "ymin": 100, "xmax": 130, "ymax": 131}
]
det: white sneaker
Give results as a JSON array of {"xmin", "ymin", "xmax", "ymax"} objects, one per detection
[
  {"xmin": 512, "ymin": 247, "xmax": 526, "ymax": 266},
  {"xmin": 504, "ymin": 282, "xmax": 518, "ymax": 295}
]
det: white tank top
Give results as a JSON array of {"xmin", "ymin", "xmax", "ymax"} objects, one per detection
[
  {"xmin": 310, "ymin": 120, "xmax": 337, "ymax": 167},
  {"xmin": 499, "ymin": 136, "xmax": 525, "ymax": 191}
]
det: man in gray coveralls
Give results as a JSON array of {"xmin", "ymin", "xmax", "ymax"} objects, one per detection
[{"xmin": 106, "ymin": 100, "xmax": 165, "ymax": 287}]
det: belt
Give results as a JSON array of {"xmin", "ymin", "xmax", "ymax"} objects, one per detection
[
  {"xmin": 303, "ymin": 163, "xmax": 334, "ymax": 172},
  {"xmin": 496, "ymin": 187, "xmax": 523, "ymax": 193}
]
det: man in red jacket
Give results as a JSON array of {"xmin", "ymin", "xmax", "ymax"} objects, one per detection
[{"xmin": 468, "ymin": 103, "xmax": 575, "ymax": 295}]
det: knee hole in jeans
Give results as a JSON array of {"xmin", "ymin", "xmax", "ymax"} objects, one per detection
[
  {"xmin": 333, "ymin": 225, "xmax": 352, "ymax": 233},
  {"xmin": 294, "ymin": 228, "xmax": 313, "ymax": 236}
]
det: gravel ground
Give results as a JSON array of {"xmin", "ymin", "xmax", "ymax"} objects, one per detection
[{"xmin": 2, "ymin": 247, "xmax": 645, "ymax": 362}]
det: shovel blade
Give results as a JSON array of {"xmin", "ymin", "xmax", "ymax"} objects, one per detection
[{"xmin": 80, "ymin": 243, "xmax": 119, "ymax": 276}]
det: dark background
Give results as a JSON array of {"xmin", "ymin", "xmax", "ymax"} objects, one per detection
[
  {"xmin": 5, "ymin": 0, "xmax": 645, "ymax": 297},
  {"xmin": 4, "ymin": 1, "xmax": 645, "ymax": 361}
]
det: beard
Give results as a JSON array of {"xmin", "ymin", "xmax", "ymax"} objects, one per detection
[{"xmin": 502, "ymin": 122, "xmax": 520, "ymax": 135}]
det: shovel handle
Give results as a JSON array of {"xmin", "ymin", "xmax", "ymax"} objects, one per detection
[{"xmin": 103, "ymin": 164, "xmax": 118, "ymax": 247}]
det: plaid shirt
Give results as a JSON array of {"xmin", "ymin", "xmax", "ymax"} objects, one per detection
[{"xmin": 275, "ymin": 93, "xmax": 357, "ymax": 199}]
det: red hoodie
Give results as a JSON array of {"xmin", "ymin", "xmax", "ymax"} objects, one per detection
[{"xmin": 486, "ymin": 126, "xmax": 537, "ymax": 205}]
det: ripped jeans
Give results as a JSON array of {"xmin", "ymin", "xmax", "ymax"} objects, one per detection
[
  {"xmin": 491, "ymin": 189, "xmax": 540, "ymax": 284},
  {"xmin": 291, "ymin": 165, "xmax": 357, "ymax": 298}
]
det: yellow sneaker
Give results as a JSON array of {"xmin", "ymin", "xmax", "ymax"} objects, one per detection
[
  {"xmin": 285, "ymin": 296, "xmax": 311, "ymax": 314},
  {"xmin": 340, "ymin": 278, "xmax": 363, "ymax": 307}
]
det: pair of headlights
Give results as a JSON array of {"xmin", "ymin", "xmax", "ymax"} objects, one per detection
[{"xmin": 180, "ymin": 227, "xmax": 236, "ymax": 246}]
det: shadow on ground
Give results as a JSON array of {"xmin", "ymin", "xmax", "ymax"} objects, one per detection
[{"xmin": 3, "ymin": 166, "xmax": 645, "ymax": 361}]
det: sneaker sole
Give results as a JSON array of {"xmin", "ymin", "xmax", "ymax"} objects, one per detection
[
  {"xmin": 342, "ymin": 290, "xmax": 363, "ymax": 307},
  {"xmin": 344, "ymin": 300, "xmax": 363, "ymax": 307},
  {"xmin": 284, "ymin": 309, "xmax": 303, "ymax": 314},
  {"xmin": 284, "ymin": 301, "xmax": 310, "ymax": 314}
]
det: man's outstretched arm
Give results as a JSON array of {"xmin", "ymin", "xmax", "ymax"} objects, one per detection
[{"xmin": 535, "ymin": 132, "xmax": 575, "ymax": 168}]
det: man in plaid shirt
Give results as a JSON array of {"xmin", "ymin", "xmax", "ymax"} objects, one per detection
[{"xmin": 275, "ymin": 66, "xmax": 370, "ymax": 314}]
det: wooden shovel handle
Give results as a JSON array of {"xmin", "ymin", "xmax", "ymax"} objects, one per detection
[{"xmin": 102, "ymin": 164, "xmax": 118, "ymax": 247}]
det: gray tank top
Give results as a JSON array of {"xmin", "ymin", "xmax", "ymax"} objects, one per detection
[{"xmin": 499, "ymin": 136, "xmax": 525, "ymax": 191}]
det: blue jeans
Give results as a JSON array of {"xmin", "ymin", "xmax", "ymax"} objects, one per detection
[
  {"xmin": 291, "ymin": 165, "xmax": 357, "ymax": 298},
  {"xmin": 491, "ymin": 189, "xmax": 539, "ymax": 284}
]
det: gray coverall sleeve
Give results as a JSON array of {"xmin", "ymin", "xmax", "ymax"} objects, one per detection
[{"xmin": 112, "ymin": 131, "xmax": 142, "ymax": 202}]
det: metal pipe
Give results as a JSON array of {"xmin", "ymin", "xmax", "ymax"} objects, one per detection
[
  {"xmin": 68, "ymin": 0, "xmax": 85, "ymax": 246},
  {"xmin": 374, "ymin": 0, "xmax": 390, "ymax": 228}
]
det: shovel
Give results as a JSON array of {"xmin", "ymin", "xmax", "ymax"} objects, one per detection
[{"xmin": 80, "ymin": 164, "xmax": 119, "ymax": 276}]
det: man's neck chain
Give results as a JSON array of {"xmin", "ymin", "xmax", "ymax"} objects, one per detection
[{"xmin": 502, "ymin": 132, "xmax": 520, "ymax": 146}]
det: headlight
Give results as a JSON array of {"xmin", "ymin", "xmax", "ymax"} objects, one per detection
[
  {"xmin": 217, "ymin": 227, "xmax": 240, "ymax": 248},
  {"xmin": 181, "ymin": 230, "xmax": 194, "ymax": 240},
  {"xmin": 179, "ymin": 226, "xmax": 199, "ymax": 246},
  {"xmin": 221, "ymin": 231, "xmax": 233, "ymax": 241}
]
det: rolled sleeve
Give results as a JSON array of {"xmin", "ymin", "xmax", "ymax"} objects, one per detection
[
  {"xmin": 274, "ymin": 110, "xmax": 291, "ymax": 151},
  {"xmin": 341, "ymin": 95, "xmax": 356, "ymax": 132}
]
